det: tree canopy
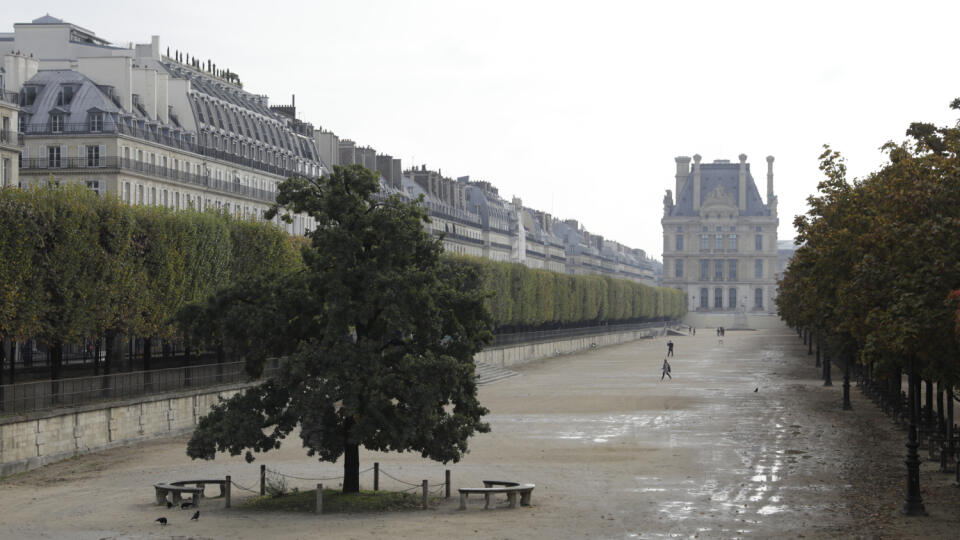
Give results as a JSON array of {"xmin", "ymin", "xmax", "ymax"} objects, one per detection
[{"xmin": 186, "ymin": 165, "xmax": 494, "ymax": 492}]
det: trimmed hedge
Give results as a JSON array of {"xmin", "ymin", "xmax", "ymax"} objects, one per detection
[{"xmin": 444, "ymin": 255, "xmax": 685, "ymax": 331}]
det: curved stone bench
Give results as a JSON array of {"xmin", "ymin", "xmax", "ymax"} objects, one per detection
[
  {"xmin": 154, "ymin": 483, "xmax": 203, "ymax": 506},
  {"xmin": 171, "ymin": 479, "xmax": 228, "ymax": 498},
  {"xmin": 459, "ymin": 480, "xmax": 535, "ymax": 510}
]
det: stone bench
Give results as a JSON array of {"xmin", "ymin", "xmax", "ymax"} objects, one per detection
[
  {"xmin": 171, "ymin": 479, "xmax": 228, "ymax": 498},
  {"xmin": 458, "ymin": 480, "xmax": 534, "ymax": 510},
  {"xmin": 154, "ymin": 483, "xmax": 203, "ymax": 507}
]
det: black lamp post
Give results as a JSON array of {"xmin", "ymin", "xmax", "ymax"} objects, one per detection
[{"xmin": 902, "ymin": 365, "xmax": 926, "ymax": 515}]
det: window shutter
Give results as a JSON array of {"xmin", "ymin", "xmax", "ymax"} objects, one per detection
[
  {"xmin": 99, "ymin": 145, "xmax": 105, "ymax": 167},
  {"xmin": 60, "ymin": 145, "xmax": 67, "ymax": 168},
  {"xmin": 78, "ymin": 145, "xmax": 85, "ymax": 167}
]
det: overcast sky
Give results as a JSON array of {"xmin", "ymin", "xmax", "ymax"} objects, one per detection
[{"xmin": 7, "ymin": 1, "xmax": 960, "ymax": 259}]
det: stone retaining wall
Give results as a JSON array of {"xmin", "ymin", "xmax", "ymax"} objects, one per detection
[
  {"xmin": 0, "ymin": 385, "xmax": 247, "ymax": 477},
  {"xmin": 1, "ymin": 325, "xmax": 672, "ymax": 476},
  {"xmin": 476, "ymin": 325, "xmax": 668, "ymax": 368}
]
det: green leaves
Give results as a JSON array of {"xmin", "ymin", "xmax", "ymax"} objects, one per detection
[{"xmin": 779, "ymin": 99, "xmax": 960, "ymax": 382}]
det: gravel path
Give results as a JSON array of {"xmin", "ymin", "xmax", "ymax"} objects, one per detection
[{"xmin": 1, "ymin": 326, "xmax": 958, "ymax": 539}]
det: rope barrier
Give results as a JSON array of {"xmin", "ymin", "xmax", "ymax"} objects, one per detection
[
  {"xmin": 263, "ymin": 465, "xmax": 376, "ymax": 482},
  {"xmin": 230, "ymin": 479, "xmax": 259, "ymax": 494},
  {"xmin": 377, "ymin": 468, "xmax": 423, "ymax": 487}
]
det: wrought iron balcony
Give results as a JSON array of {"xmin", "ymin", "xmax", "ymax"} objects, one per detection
[
  {"xmin": 20, "ymin": 122, "xmax": 312, "ymax": 181},
  {"xmin": 20, "ymin": 156, "xmax": 277, "ymax": 203}
]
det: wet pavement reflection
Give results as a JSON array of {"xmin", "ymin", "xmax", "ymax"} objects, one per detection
[{"xmin": 480, "ymin": 327, "xmax": 852, "ymax": 538}]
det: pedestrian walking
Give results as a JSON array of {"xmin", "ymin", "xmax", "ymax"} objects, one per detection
[
  {"xmin": 661, "ymin": 358, "xmax": 672, "ymax": 380},
  {"xmin": 666, "ymin": 340, "xmax": 674, "ymax": 357}
]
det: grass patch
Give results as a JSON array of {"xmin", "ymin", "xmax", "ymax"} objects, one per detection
[{"xmin": 242, "ymin": 488, "xmax": 440, "ymax": 513}]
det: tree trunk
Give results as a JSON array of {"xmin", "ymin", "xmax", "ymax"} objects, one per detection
[
  {"xmin": 944, "ymin": 388, "xmax": 956, "ymax": 473},
  {"xmin": 815, "ymin": 337, "xmax": 821, "ymax": 368},
  {"xmin": 925, "ymin": 380, "xmax": 934, "ymax": 428},
  {"xmin": 142, "ymin": 337, "xmax": 153, "ymax": 392},
  {"xmin": 822, "ymin": 345, "xmax": 832, "ymax": 387},
  {"xmin": 50, "ymin": 342, "xmax": 63, "ymax": 405},
  {"xmin": 937, "ymin": 383, "xmax": 945, "ymax": 437},
  {"xmin": 808, "ymin": 331, "xmax": 813, "ymax": 355},
  {"xmin": 343, "ymin": 443, "xmax": 361, "ymax": 493},
  {"xmin": 842, "ymin": 357, "xmax": 851, "ymax": 410}
]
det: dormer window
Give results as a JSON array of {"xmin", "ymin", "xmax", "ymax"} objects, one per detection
[
  {"xmin": 20, "ymin": 86, "xmax": 38, "ymax": 107},
  {"xmin": 50, "ymin": 115, "xmax": 64, "ymax": 133},
  {"xmin": 57, "ymin": 85, "xmax": 76, "ymax": 106},
  {"xmin": 89, "ymin": 112, "xmax": 103, "ymax": 132}
]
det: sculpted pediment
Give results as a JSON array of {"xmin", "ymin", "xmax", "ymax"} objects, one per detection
[{"xmin": 701, "ymin": 185, "xmax": 737, "ymax": 213}]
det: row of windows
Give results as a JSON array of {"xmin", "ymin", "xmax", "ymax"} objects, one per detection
[
  {"xmin": 675, "ymin": 225, "xmax": 763, "ymax": 233},
  {"xmin": 672, "ymin": 259, "xmax": 765, "ymax": 280},
  {"xmin": 120, "ymin": 145, "xmax": 277, "ymax": 193},
  {"xmin": 118, "ymin": 180, "xmax": 312, "ymax": 236},
  {"xmin": 696, "ymin": 288, "xmax": 765, "ymax": 309},
  {"xmin": 672, "ymin": 234, "xmax": 765, "ymax": 252}
]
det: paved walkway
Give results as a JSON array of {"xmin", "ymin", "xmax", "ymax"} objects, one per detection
[{"xmin": 1, "ymin": 326, "xmax": 958, "ymax": 538}]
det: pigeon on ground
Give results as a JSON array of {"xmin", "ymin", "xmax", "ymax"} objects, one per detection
[
  {"xmin": 155, "ymin": 517, "xmax": 168, "ymax": 525},
  {"xmin": 191, "ymin": 511, "xmax": 200, "ymax": 521},
  {"xmin": 181, "ymin": 501, "xmax": 193, "ymax": 509},
  {"xmin": 754, "ymin": 387, "xmax": 758, "ymax": 392},
  {"xmin": 166, "ymin": 501, "xmax": 173, "ymax": 508}
]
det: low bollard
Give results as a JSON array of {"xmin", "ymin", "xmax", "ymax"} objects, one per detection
[
  {"xmin": 374, "ymin": 462, "xmax": 379, "ymax": 491},
  {"xmin": 260, "ymin": 464, "xmax": 266, "ymax": 496},
  {"xmin": 316, "ymin": 483, "xmax": 323, "ymax": 515},
  {"xmin": 225, "ymin": 475, "xmax": 231, "ymax": 508},
  {"xmin": 445, "ymin": 469, "xmax": 451, "ymax": 499},
  {"xmin": 422, "ymin": 480, "xmax": 428, "ymax": 510}
]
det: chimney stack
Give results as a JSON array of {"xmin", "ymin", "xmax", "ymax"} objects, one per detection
[
  {"xmin": 766, "ymin": 155, "xmax": 775, "ymax": 203},
  {"xmin": 692, "ymin": 154, "xmax": 702, "ymax": 211},
  {"xmin": 738, "ymin": 154, "xmax": 747, "ymax": 211},
  {"xmin": 675, "ymin": 156, "xmax": 691, "ymax": 202}
]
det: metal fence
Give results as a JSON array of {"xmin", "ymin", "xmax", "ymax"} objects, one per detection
[
  {"xmin": 0, "ymin": 359, "xmax": 279, "ymax": 416},
  {"xmin": 491, "ymin": 319, "xmax": 679, "ymax": 347}
]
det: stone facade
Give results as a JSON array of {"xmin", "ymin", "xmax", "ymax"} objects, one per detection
[
  {"xmin": 661, "ymin": 154, "xmax": 779, "ymax": 314},
  {"xmin": 1, "ymin": 15, "xmax": 322, "ymax": 236}
]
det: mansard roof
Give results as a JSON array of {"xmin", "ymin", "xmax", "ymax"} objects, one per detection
[
  {"xmin": 20, "ymin": 70, "xmax": 126, "ymax": 125},
  {"xmin": 670, "ymin": 161, "xmax": 769, "ymax": 217}
]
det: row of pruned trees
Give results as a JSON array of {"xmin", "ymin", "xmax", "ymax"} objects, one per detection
[
  {"xmin": 776, "ymin": 100, "xmax": 960, "ymax": 515},
  {"xmin": 0, "ymin": 185, "xmax": 303, "ymax": 385},
  {"xmin": 446, "ymin": 256, "xmax": 686, "ymax": 332}
]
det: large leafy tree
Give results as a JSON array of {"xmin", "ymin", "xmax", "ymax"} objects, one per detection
[{"xmin": 186, "ymin": 165, "xmax": 493, "ymax": 492}]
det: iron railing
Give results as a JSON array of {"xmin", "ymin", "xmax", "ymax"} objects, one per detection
[
  {"xmin": 20, "ymin": 121, "xmax": 315, "ymax": 180},
  {"xmin": 20, "ymin": 156, "xmax": 278, "ymax": 203},
  {"xmin": 0, "ymin": 129, "xmax": 22, "ymax": 147},
  {"xmin": 491, "ymin": 320, "xmax": 678, "ymax": 347},
  {"xmin": 0, "ymin": 359, "xmax": 279, "ymax": 415}
]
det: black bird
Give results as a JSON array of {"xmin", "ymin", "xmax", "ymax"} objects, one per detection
[
  {"xmin": 191, "ymin": 511, "xmax": 200, "ymax": 521},
  {"xmin": 155, "ymin": 517, "xmax": 168, "ymax": 525},
  {"xmin": 754, "ymin": 387, "xmax": 758, "ymax": 392},
  {"xmin": 181, "ymin": 501, "xmax": 193, "ymax": 509},
  {"xmin": 166, "ymin": 501, "xmax": 173, "ymax": 509}
]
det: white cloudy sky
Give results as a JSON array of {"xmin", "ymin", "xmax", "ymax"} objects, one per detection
[{"xmin": 7, "ymin": 1, "xmax": 960, "ymax": 259}]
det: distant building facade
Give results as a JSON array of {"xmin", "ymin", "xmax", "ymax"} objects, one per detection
[
  {"xmin": 1, "ymin": 15, "xmax": 658, "ymax": 286},
  {"xmin": 661, "ymin": 154, "xmax": 779, "ymax": 314},
  {"xmin": 1, "ymin": 15, "xmax": 323, "ymax": 235}
]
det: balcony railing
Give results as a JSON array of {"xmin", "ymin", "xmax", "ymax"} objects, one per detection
[
  {"xmin": 0, "ymin": 90, "xmax": 18, "ymax": 105},
  {"xmin": 0, "ymin": 129, "xmax": 22, "ymax": 147},
  {"xmin": 20, "ymin": 156, "xmax": 278, "ymax": 203},
  {"xmin": 21, "ymin": 122, "xmax": 312, "ymax": 181}
]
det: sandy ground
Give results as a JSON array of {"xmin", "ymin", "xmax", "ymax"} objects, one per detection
[{"xmin": 2, "ymin": 326, "xmax": 959, "ymax": 539}]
